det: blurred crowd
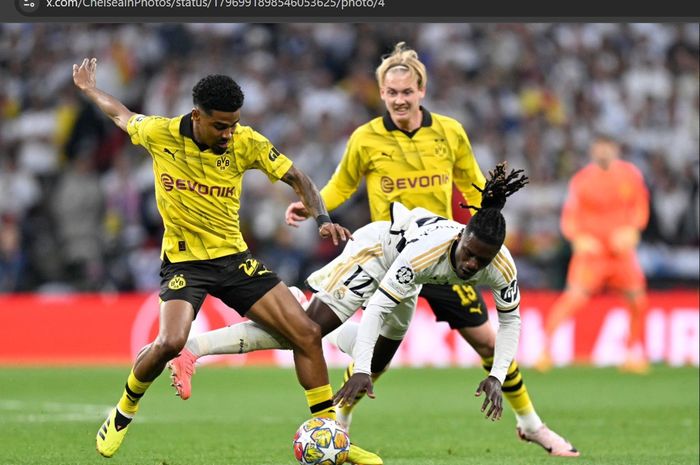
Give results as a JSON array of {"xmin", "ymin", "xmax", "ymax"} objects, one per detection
[{"xmin": 0, "ymin": 23, "xmax": 698, "ymax": 293}]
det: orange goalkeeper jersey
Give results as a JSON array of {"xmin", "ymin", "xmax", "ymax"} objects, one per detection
[{"xmin": 561, "ymin": 159, "xmax": 649, "ymax": 250}]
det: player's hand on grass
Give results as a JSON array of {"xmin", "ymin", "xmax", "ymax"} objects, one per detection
[
  {"xmin": 474, "ymin": 375, "xmax": 503, "ymax": 421},
  {"xmin": 285, "ymin": 201, "xmax": 309, "ymax": 227},
  {"xmin": 72, "ymin": 57, "xmax": 97, "ymax": 92},
  {"xmin": 318, "ymin": 222, "xmax": 353, "ymax": 246},
  {"xmin": 333, "ymin": 373, "xmax": 374, "ymax": 407}
]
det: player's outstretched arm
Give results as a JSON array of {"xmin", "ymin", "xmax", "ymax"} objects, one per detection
[
  {"xmin": 281, "ymin": 165, "xmax": 352, "ymax": 245},
  {"xmin": 72, "ymin": 57, "xmax": 135, "ymax": 132}
]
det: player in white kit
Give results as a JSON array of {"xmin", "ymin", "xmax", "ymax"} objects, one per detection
[
  {"xmin": 171, "ymin": 163, "xmax": 532, "ymax": 422},
  {"xmin": 324, "ymin": 189, "xmax": 523, "ymax": 420}
]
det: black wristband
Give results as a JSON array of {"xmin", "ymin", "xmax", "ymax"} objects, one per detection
[{"xmin": 315, "ymin": 214, "xmax": 332, "ymax": 228}]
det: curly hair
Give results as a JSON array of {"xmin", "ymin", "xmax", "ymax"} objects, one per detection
[
  {"xmin": 192, "ymin": 74, "xmax": 245, "ymax": 113},
  {"xmin": 462, "ymin": 162, "xmax": 529, "ymax": 246}
]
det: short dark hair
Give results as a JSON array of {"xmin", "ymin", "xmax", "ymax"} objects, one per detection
[
  {"xmin": 192, "ymin": 74, "xmax": 244, "ymax": 113},
  {"xmin": 463, "ymin": 162, "xmax": 529, "ymax": 246}
]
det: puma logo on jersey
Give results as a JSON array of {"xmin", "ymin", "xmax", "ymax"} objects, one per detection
[
  {"xmin": 164, "ymin": 148, "xmax": 178, "ymax": 160},
  {"xmin": 239, "ymin": 259, "xmax": 271, "ymax": 277}
]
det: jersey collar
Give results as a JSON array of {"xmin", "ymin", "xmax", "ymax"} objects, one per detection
[
  {"xmin": 179, "ymin": 113, "xmax": 210, "ymax": 152},
  {"xmin": 382, "ymin": 106, "xmax": 433, "ymax": 138}
]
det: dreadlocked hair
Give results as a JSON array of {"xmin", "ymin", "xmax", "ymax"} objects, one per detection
[{"xmin": 460, "ymin": 162, "xmax": 529, "ymax": 246}]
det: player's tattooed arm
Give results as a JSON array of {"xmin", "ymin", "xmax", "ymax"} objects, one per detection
[
  {"xmin": 281, "ymin": 165, "xmax": 352, "ymax": 245},
  {"xmin": 281, "ymin": 165, "xmax": 327, "ymax": 221}
]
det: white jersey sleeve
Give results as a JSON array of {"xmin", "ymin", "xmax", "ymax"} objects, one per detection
[
  {"xmin": 478, "ymin": 246, "xmax": 521, "ymax": 384},
  {"xmin": 352, "ymin": 253, "xmax": 421, "ymax": 375},
  {"xmin": 352, "ymin": 225, "xmax": 457, "ymax": 375}
]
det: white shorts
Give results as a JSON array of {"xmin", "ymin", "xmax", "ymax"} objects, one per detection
[{"xmin": 307, "ymin": 221, "xmax": 417, "ymax": 340}]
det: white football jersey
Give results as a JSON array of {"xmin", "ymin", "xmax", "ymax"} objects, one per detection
[
  {"xmin": 307, "ymin": 202, "xmax": 520, "ymax": 319},
  {"xmin": 379, "ymin": 202, "xmax": 520, "ymax": 312},
  {"xmin": 307, "ymin": 202, "xmax": 521, "ymax": 382}
]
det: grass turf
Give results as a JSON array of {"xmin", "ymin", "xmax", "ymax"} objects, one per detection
[{"xmin": 0, "ymin": 365, "xmax": 697, "ymax": 465}]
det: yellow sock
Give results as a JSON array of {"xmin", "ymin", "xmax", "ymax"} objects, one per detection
[
  {"xmin": 305, "ymin": 384, "xmax": 335, "ymax": 420},
  {"xmin": 117, "ymin": 370, "xmax": 152, "ymax": 417},
  {"xmin": 482, "ymin": 357, "xmax": 534, "ymax": 416}
]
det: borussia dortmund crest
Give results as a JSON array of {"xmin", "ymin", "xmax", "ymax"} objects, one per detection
[
  {"xmin": 168, "ymin": 274, "xmax": 187, "ymax": 290},
  {"xmin": 216, "ymin": 156, "xmax": 231, "ymax": 172},
  {"xmin": 434, "ymin": 139, "xmax": 448, "ymax": 158}
]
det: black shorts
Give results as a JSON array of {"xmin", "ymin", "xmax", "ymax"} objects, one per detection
[
  {"xmin": 419, "ymin": 283, "xmax": 489, "ymax": 329},
  {"xmin": 159, "ymin": 251, "xmax": 281, "ymax": 317}
]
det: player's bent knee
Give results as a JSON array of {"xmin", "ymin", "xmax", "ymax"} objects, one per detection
[
  {"xmin": 476, "ymin": 345, "xmax": 495, "ymax": 359},
  {"xmin": 289, "ymin": 318, "xmax": 323, "ymax": 350},
  {"xmin": 304, "ymin": 320, "xmax": 323, "ymax": 343},
  {"xmin": 465, "ymin": 335, "xmax": 495, "ymax": 358},
  {"xmin": 151, "ymin": 336, "xmax": 187, "ymax": 360},
  {"xmin": 457, "ymin": 324, "xmax": 495, "ymax": 358}
]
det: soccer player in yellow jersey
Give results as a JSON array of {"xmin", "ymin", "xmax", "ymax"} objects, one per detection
[
  {"xmin": 284, "ymin": 42, "xmax": 579, "ymax": 456},
  {"xmin": 71, "ymin": 58, "xmax": 386, "ymax": 463}
]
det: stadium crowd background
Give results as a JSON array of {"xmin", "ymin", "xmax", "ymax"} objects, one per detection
[{"xmin": 0, "ymin": 23, "xmax": 697, "ymax": 293}]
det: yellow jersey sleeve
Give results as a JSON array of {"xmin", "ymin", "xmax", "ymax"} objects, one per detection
[
  {"xmin": 320, "ymin": 128, "xmax": 366, "ymax": 211},
  {"xmin": 452, "ymin": 123, "xmax": 486, "ymax": 209},
  {"xmin": 127, "ymin": 114, "xmax": 174, "ymax": 149},
  {"xmin": 238, "ymin": 127, "xmax": 293, "ymax": 182}
]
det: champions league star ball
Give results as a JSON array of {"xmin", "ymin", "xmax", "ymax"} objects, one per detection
[{"xmin": 293, "ymin": 417, "xmax": 350, "ymax": 465}]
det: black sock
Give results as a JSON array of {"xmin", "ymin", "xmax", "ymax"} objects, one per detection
[{"xmin": 114, "ymin": 409, "xmax": 133, "ymax": 431}]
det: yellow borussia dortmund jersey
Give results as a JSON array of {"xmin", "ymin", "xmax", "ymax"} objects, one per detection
[
  {"xmin": 127, "ymin": 113, "xmax": 292, "ymax": 262},
  {"xmin": 320, "ymin": 109, "xmax": 486, "ymax": 222}
]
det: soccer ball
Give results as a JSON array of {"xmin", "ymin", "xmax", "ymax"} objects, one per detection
[{"xmin": 293, "ymin": 417, "xmax": 350, "ymax": 465}]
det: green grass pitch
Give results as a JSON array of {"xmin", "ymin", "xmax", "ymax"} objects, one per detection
[{"xmin": 0, "ymin": 365, "xmax": 697, "ymax": 465}]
